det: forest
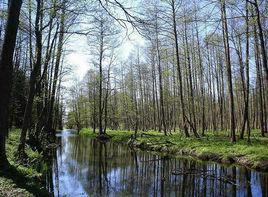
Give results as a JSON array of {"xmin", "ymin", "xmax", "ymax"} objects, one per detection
[{"xmin": 0, "ymin": 0, "xmax": 267, "ymax": 196}]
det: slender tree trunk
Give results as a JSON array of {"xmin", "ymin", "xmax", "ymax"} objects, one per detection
[
  {"xmin": 134, "ymin": 82, "xmax": 139, "ymax": 138},
  {"xmin": 184, "ymin": 20, "xmax": 199, "ymax": 138},
  {"xmin": 156, "ymin": 40, "xmax": 166, "ymax": 135},
  {"xmin": 104, "ymin": 65, "xmax": 111, "ymax": 133},
  {"xmin": 171, "ymin": 0, "xmax": 189, "ymax": 137},
  {"xmin": 137, "ymin": 51, "xmax": 145, "ymax": 131},
  {"xmin": 93, "ymin": 82, "xmax": 96, "ymax": 133},
  {"xmin": 235, "ymin": 35, "xmax": 247, "ymax": 139},
  {"xmin": 253, "ymin": 23, "xmax": 265, "ymax": 137},
  {"xmin": 151, "ymin": 54, "xmax": 157, "ymax": 131},
  {"xmin": 245, "ymin": 0, "xmax": 251, "ymax": 142},
  {"xmin": 98, "ymin": 25, "xmax": 104, "ymax": 135},
  {"xmin": 195, "ymin": 18, "xmax": 205, "ymax": 136},
  {"xmin": 155, "ymin": 17, "xmax": 167, "ymax": 135},
  {"xmin": 249, "ymin": 0, "xmax": 268, "ymax": 84},
  {"xmin": 46, "ymin": 1, "xmax": 65, "ymax": 139},
  {"xmin": 220, "ymin": 0, "xmax": 236, "ymax": 142},
  {"xmin": 18, "ymin": 0, "xmax": 43, "ymax": 157}
]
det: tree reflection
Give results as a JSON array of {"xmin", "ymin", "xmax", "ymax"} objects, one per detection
[{"xmin": 50, "ymin": 133, "xmax": 268, "ymax": 197}]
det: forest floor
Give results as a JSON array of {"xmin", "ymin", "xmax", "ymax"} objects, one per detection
[
  {"xmin": 0, "ymin": 130, "xmax": 49, "ymax": 197},
  {"xmin": 80, "ymin": 128, "xmax": 268, "ymax": 171}
]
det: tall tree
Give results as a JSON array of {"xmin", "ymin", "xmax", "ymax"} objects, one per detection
[
  {"xmin": 18, "ymin": 0, "xmax": 43, "ymax": 158},
  {"xmin": 220, "ymin": 0, "xmax": 236, "ymax": 142},
  {"xmin": 45, "ymin": 0, "xmax": 66, "ymax": 137},
  {"xmin": 170, "ymin": 0, "xmax": 190, "ymax": 137},
  {"xmin": 0, "ymin": 0, "xmax": 23, "ymax": 168},
  {"xmin": 247, "ymin": 0, "xmax": 268, "ymax": 84},
  {"xmin": 0, "ymin": 0, "xmax": 22, "ymax": 167}
]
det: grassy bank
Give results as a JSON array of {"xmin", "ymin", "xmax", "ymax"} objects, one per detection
[
  {"xmin": 0, "ymin": 129, "xmax": 49, "ymax": 197},
  {"xmin": 80, "ymin": 128, "xmax": 268, "ymax": 171}
]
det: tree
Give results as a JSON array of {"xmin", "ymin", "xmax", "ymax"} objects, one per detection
[
  {"xmin": 0, "ymin": 0, "xmax": 23, "ymax": 168},
  {"xmin": 87, "ymin": 6, "xmax": 120, "ymax": 136},
  {"xmin": 65, "ymin": 0, "xmax": 267, "ymax": 144},
  {"xmin": 220, "ymin": 0, "xmax": 236, "ymax": 142},
  {"xmin": 18, "ymin": 0, "xmax": 44, "ymax": 158},
  {"xmin": 247, "ymin": 0, "xmax": 268, "ymax": 84}
]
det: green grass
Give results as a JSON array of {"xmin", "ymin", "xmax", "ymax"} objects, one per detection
[
  {"xmin": 80, "ymin": 128, "xmax": 268, "ymax": 171},
  {"xmin": 0, "ymin": 129, "xmax": 50, "ymax": 197},
  {"xmin": 80, "ymin": 128, "xmax": 135, "ymax": 143}
]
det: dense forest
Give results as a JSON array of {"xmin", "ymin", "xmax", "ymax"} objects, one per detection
[
  {"xmin": 0, "ymin": 0, "xmax": 267, "ymax": 196},
  {"xmin": 66, "ymin": 0, "xmax": 268, "ymax": 142}
]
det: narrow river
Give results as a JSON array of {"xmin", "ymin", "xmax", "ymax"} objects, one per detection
[{"xmin": 47, "ymin": 129, "xmax": 268, "ymax": 197}]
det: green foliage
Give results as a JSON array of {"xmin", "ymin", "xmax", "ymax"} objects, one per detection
[
  {"xmin": 0, "ymin": 129, "xmax": 50, "ymax": 196},
  {"xmin": 10, "ymin": 69, "xmax": 27, "ymax": 127},
  {"xmin": 80, "ymin": 128, "xmax": 98, "ymax": 137},
  {"xmin": 0, "ymin": 177, "xmax": 34, "ymax": 197},
  {"xmin": 66, "ymin": 111, "xmax": 77, "ymax": 129}
]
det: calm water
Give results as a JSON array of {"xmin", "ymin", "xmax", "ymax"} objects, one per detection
[{"xmin": 46, "ymin": 129, "xmax": 268, "ymax": 197}]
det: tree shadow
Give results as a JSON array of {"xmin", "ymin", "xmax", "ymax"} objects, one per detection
[{"xmin": 0, "ymin": 164, "xmax": 50, "ymax": 197}]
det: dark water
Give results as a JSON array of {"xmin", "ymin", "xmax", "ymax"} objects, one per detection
[{"xmin": 47, "ymin": 129, "xmax": 268, "ymax": 197}]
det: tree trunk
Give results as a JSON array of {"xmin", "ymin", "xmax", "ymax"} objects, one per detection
[
  {"xmin": 234, "ymin": 35, "xmax": 247, "ymax": 139},
  {"xmin": 18, "ymin": 0, "xmax": 43, "ymax": 157},
  {"xmin": 0, "ymin": 0, "xmax": 22, "ymax": 168},
  {"xmin": 98, "ymin": 24, "xmax": 104, "ymax": 135},
  {"xmin": 93, "ymin": 82, "xmax": 96, "ymax": 133},
  {"xmin": 253, "ymin": 23, "xmax": 265, "ymax": 137},
  {"xmin": 250, "ymin": 0, "xmax": 268, "ymax": 84},
  {"xmin": 184, "ymin": 20, "xmax": 199, "ymax": 138},
  {"xmin": 46, "ymin": 1, "xmax": 65, "ymax": 139},
  {"xmin": 157, "ymin": 41, "xmax": 167, "ymax": 135},
  {"xmin": 171, "ymin": 0, "xmax": 189, "ymax": 137},
  {"xmin": 155, "ymin": 16, "xmax": 167, "ymax": 135},
  {"xmin": 245, "ymin": 0, "xmax": 251, "ymax": 142},
  {"xmin": 220, "ymin": 0, "xmax": 236, "ymax": 142},
  {"xmin": 104, "ymin": 65, "xmax": 111, "ymax": 133},
  {"xmin": 195, "ymin": 17, "xmax": 206, "ymax": 136}
]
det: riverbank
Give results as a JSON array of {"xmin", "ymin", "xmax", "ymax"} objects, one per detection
[
  {"xmin": 80, "ymin": 128, "xmax": 268, "ymax": 172},
  {"xmin": 0, "ymin": 129, "xmax": 49, "ymax": 197}
]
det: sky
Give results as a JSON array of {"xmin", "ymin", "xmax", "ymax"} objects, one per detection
[
  {"xmin": 60, "ymin": 0, "xmax": 149, "ymax": 88},
  {"xmin": 64, "ymin": 23, "xmax": 144, "ymax": 84}
]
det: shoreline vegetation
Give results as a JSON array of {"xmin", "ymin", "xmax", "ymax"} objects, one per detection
[
  {"xmin": 0, "ymin": 129, "xmax": 50, "ymax": 197},
  {"xmin": 80, "ymin": 128, "xmax": 268, "ymax": 172},
  {"xmin": 1, "ymin": 128, "xmax": 267, "ymax": 195},
  {"xmin": 0, "ymin": 0, "xmax": 267, "ymax": 196}
]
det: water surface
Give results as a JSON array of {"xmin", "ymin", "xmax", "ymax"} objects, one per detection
[{"xmin": 47, "ymin": 130, "xmax": 268, "ymax": 197}]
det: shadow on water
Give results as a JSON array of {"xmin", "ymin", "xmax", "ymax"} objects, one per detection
[{"xmin": 46, "ymin": 130, "xmax": 268, "ymax": 197}]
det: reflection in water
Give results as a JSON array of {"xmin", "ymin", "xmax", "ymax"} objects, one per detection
[{"xmin": 49, "ymin": 130, "xmax": 268, "ymax": 197}]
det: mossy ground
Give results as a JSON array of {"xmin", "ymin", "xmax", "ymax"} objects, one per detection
[
  {"xmin": 0, "ymin": 129, "xmax": 49, "ymax": 197},
  {"xmin": 80, "ymin": 128, "xmax": 268, "ymax": 171}
]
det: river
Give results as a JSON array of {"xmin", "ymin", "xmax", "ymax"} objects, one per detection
[{"xmin": 46, "ymin": 129, "xmax": 268, "ymax": 197}]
